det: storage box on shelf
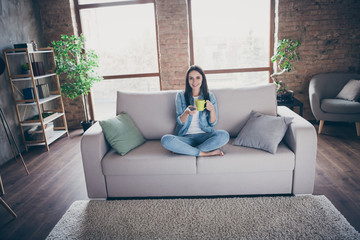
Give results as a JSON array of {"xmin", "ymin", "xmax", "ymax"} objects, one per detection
[
  {"xmin": 3, "ymin": 47, "xmax": 69, "ymax": 151},
  {"xmin": 27, "ymin": 122, "xmax": 54, "ymax": 141}
]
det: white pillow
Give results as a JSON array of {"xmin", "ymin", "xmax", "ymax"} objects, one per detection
[
  {"xmin": 232, "ymin": 111, "xmax": 293, "ymax": 154},
  {"xmin": 336, "ymin": 79, "xmax": 360, "ymax": 102}
]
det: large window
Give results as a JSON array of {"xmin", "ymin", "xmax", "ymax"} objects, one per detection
[
  {"xmin": 75, "ymin": 0, "xmax": 159, "ymax": 120},
  {"xmin": 75, "ymin": 0, "xmax": 273, "ymax": 120},
  {"xmin": 189, "ymin": 0, "xmax": 273, "ymax": 88}
]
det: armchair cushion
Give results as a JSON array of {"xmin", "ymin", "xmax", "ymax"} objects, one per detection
[
  {"xmin": 321, "ymin": 99, "xmax": 360, "ymax": 114},
  {"xmin": 336, "ymin": 79, "xmax": 360, "ymax": 102}
]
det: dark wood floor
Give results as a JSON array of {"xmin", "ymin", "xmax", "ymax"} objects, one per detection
[
  {"xmin": 312, "ymin": 122, "xmax": 360, "ymax": 232},
  {"xmin": 0, "ymin": 122, "xmax": 359, "ymax": 240},
  {"xmin": 0, "ymin": 130, "xmax": 88, "ymax": 240}
]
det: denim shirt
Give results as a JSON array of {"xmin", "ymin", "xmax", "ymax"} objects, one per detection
[{"xmin": 174, "ymin": 91, "xmax": 218, "ymax": 136}]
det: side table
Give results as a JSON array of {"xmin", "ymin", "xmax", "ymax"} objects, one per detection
[{"xmin": 277, "ymin": 97, "xmax": 303, "ymax": 116}]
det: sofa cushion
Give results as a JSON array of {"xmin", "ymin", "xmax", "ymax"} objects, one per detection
[
  {"xmin": 336, "ymin": 79, "xmax": 360, "ymax": 101},
  {"xmin": 102, "ymin": 141, "xmax": 196, "ymax": 176},
  {"xmin": 232, "ymin": 111, "xmax": 293, "ymax": 154},
  {"xmin": 99, "ymin": 113, "xmax": 146, "ymax": 156},
  {"xmin": 197, "ymin": 140, "xmax": 295, "ymax": 174},
  {"xmin": 321, "ymin": 99, "xmax": 360, "ymax": 114},
  {"xmin": 116, "ymin": 90, "xmax": 178, "ymax": 140},
  {"xmin": 212, "ymin": 84, "xmax": 277, "ymax": 137}
]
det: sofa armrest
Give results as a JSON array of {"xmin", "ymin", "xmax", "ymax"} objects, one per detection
[
  {"xmin": 277, "ymin": 106, "xmax": 318, "ymax": 194},
  {"xmin": 309, "ymin": 78, "xmax": 324, "ymax": 120},
  {"xmin": 81, "ymin": 122, "xmax": 110, "ymax": 198}
]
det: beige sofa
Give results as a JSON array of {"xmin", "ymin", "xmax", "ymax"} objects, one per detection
[{"xmin": 81, "ymin": 84, "xmax": 317, "ymax": 198}]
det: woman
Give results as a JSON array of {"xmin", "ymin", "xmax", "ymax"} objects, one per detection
[{"xmin": 161, "ymin": 65, "xmax": 230, "ymax": 157}]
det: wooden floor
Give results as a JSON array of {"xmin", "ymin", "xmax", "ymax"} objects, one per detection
[{"xmin": 0, "ymin": 122, "xmax": 359, "ymax": 240}]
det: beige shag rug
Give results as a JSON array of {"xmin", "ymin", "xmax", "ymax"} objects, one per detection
[{"xmin": 46, "ymin": 195, "xmax": 360, "ymax": 240}]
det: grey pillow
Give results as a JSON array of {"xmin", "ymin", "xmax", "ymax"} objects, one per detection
[
  {"xmin": 232, "ymin": 111, "xmax": 293, "ymax": 154},
  {"xmin": 336, "ymin": 79, "xmax": 360, "ymax": 102}
]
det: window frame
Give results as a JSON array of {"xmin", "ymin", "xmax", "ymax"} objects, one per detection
[
  {"xmin": 187, "ymin": 0, "xmax": 275, "ymax": 80},
  {"xmin": 73, "ymin": 0, "xmax": 161, "ymax": 119}
]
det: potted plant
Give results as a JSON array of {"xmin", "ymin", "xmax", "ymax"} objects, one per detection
[
  {"xmin": 271, "ymin": 39, "xmax": 301, "ymax": 102},
  {"xmin": 21, "ymin": 63, "xmax": 29, "ymax": 74},
  {"xmin": 51, "ymin": 34, "xmax": 103, "ymax": 132}
]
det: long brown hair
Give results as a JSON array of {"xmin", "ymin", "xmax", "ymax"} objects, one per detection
[{"xmin": 184, "ymin": 65, "xmax": 210, "ymax": 106}]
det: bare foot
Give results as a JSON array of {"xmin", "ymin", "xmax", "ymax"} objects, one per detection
[{"xmin": 199, "ymin": 149, "xmax": 224, "ymax": 157}]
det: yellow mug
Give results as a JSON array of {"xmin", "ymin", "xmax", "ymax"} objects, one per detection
[{"xmin": 196, "ymin": 99, "xmax": 206, "ymax": 111}]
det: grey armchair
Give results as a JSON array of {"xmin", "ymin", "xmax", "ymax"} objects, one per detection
[{"xmin": 309, "ymin": 73, "xmax": 360, "ymax": 136}]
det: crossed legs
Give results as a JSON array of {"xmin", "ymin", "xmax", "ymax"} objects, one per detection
[{"xmin": 161, "ymin": 130, "xmax": 230, "ymax": 157}]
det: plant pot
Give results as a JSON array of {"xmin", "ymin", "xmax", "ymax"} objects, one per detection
[
  {"xmin": 21, "ymin": 69, "xmax": 30, "ymax": 75},
  {"xmin": 81, "ymin": 120, "xmax": 94, "ymax": 132},
  {"xmin": 277, "ymin": 90, "xmax": 294, "ymax": 103}
]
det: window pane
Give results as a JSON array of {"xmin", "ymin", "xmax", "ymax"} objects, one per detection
[
  {"xmin": 80, "ymin": 3, "xmax": 158, "ymax": 76},
  {"xmin": 92, "ymin": 77, "xmax": 160, "ymax": 120},
  {"xmin": 191, "ymin": 0, "xmax": 270, "ymax": 70},
  {"xmin": 206, "ymin": 72, "xmax": 269, "ymax": 89}
]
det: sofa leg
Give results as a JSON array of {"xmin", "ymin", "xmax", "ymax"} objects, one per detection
[
  {"xmin": 356, "ymin": 122, "xmax": 360, "ymax": 137},
  {"xmin": 318, "ymin": 120, "xmax": 324, "ymax": 134}
]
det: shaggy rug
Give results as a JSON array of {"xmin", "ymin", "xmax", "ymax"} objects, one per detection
[{"xmin": 46, "ymin": 195, "xmax": 360, "ymax": 240}]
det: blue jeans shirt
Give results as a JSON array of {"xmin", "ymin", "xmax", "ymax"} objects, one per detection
[{"xmin": 174, "ymin": 91, "xmax": 218, "ymax": 136}]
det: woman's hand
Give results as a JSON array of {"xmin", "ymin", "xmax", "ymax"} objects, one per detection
[
  {"xmin": 206, "ymin": 100, "xmax": 215, "ymax": 112},
  {"xmin": 180, "ymin": 105, "xmax": 196, "ymax": 123},
  {"xmin": 206, "ymin": 101, "xmax": 217, "ymax": 124},
  {"xmin": 186, "ymin": 105, "xmax": 197, "ymax": 116}
]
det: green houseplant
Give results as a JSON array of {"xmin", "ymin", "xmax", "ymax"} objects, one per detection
[
  {"xmin": 21, "ymin": 63, "xmax": 29, "ymax": 74},
  {"xmin": 52, "ymin": 34, "xmax": 103, "ymax": 131},
  {"xmin": 271, "ymin": 39, "xmax": 301, "ymax": 102}
]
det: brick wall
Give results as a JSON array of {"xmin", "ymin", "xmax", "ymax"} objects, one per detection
[
  {"xmin": 276, "ymin": 0, "xmax": 360, "ymax": 119},
  {"xmin": 156, "ymin": 0, "xmax": 190, "ymax": 90},
  {"xmin": 38, "ymin": 0, "xmax": 85, "ymax": 129}
]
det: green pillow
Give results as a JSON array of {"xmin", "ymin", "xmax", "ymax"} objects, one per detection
[{"xmin": 99, "ymin": 113, "xmax": 146, "ymax": 156}]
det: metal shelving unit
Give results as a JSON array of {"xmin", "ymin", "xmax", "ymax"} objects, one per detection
[{"xmin": 3, "ymin": 47, "xmax": 69, "ymax": 151}]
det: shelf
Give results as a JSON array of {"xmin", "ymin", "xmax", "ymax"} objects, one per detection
[
  {"xmin": 21, "ymin": 112, "xmax": 65, "ymax": 126},
  {"xmin": 25, "ymin": 130, "xmax": 68, "ymax": 147},
  {"xmin": 17, "ymin": 95, "xmax": 61, "ymax": 106},
  {"xmin": 11, "ymin": 73, "xmax": 56, "ymax": 82},
  {"xmin": 32, "ymin": 50, "xmax": 53, "ymax": 54},
  {"xmin": 4, "ymin": 47, "xmax": 68, "ymax": 151},
  {"xmin": 4, "ymin": 49, "xmax": 53, "ymax": 55},
  {"xmin": 43, "ymin": 112, "xmax": 64, "ymax": 124}
]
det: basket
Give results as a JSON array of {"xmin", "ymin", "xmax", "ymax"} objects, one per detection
[{"xmin": 27, "ymin": 122, "xmax": 54, "ymax": 141}]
